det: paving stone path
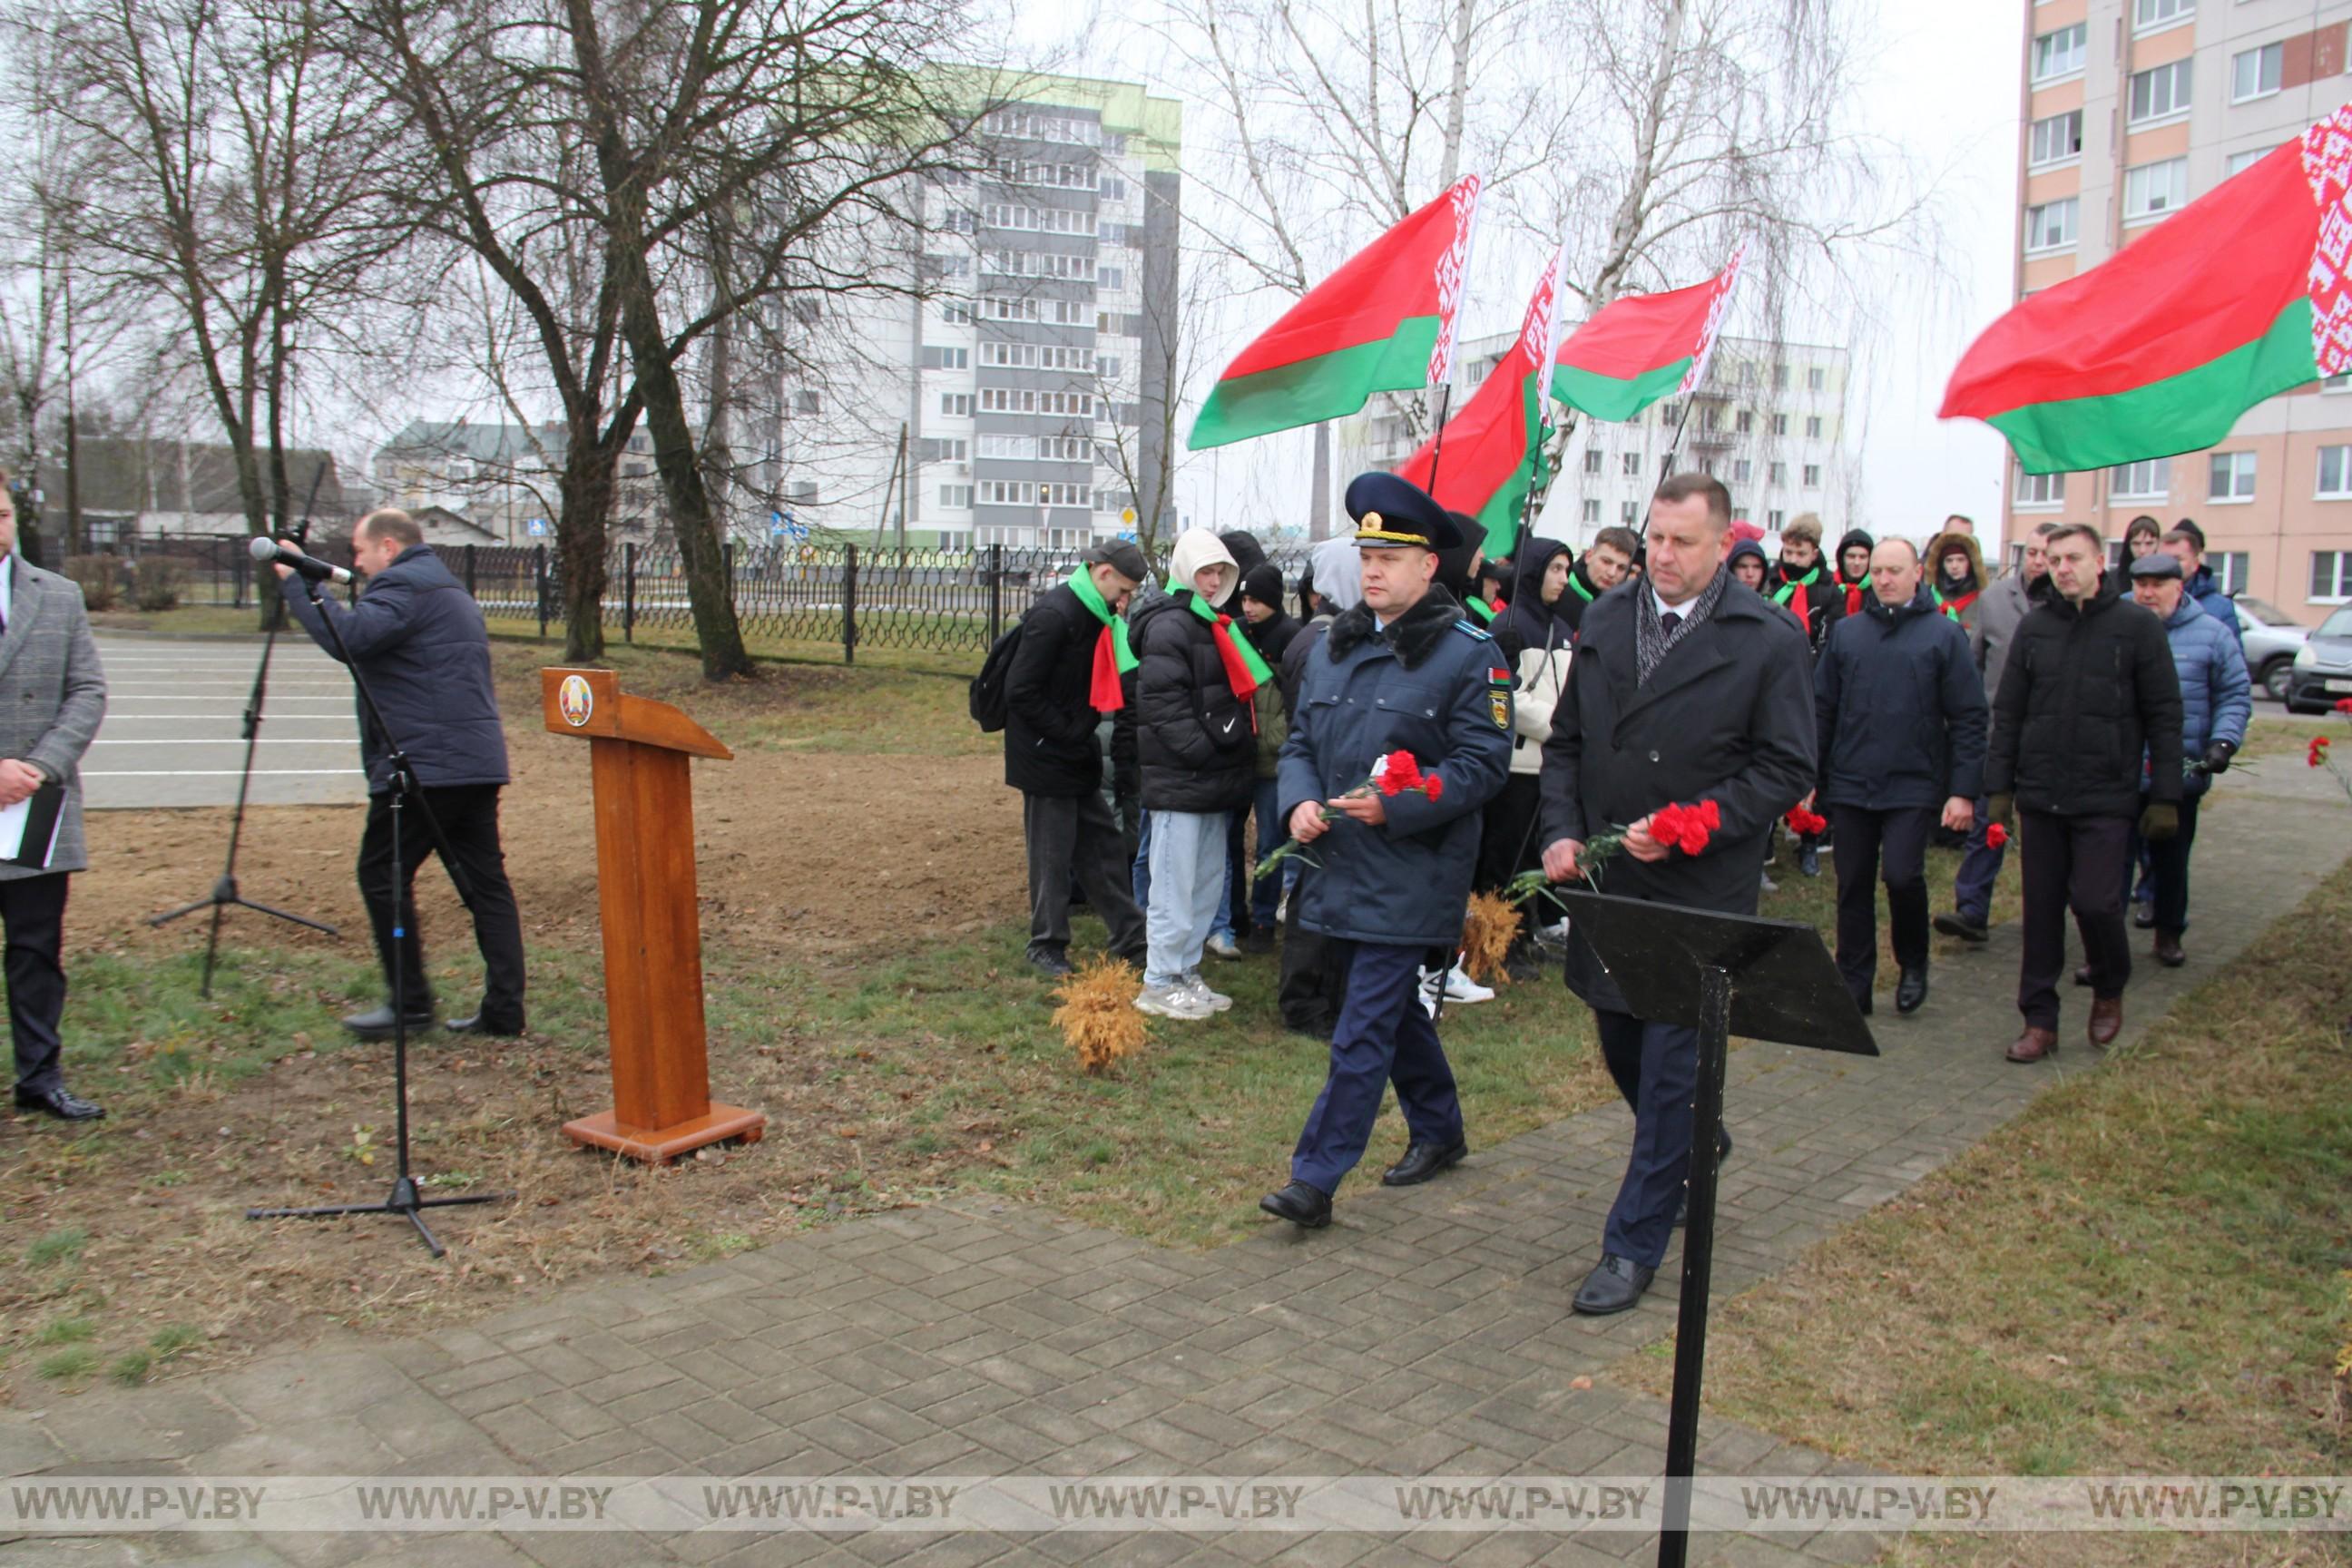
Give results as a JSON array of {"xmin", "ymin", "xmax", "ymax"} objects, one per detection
[{"xmin": 5, "ymin": 786, "xmax": 2342, "ymax": 1568}]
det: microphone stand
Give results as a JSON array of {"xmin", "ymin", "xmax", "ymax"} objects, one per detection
[
  {"xmin": 148, "ymin": 493, "xmax": 338, "ymax": 995},
  {"xmin": 246, "ymin": 569, "xmax": 510, "ymax": 1258}
]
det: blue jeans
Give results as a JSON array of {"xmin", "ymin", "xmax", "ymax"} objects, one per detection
[
  {"xmin": 1134, "ymin": 809, "xmax": 1237, "ymax": 939},
  {"xmin": 1248, "ymin": 778, "xmax": 1289, "ymax": 930},
  {"xmin": 1290, "ymin": 940, "xmax": 1464, "ymax": 1194},
  {"xmin": 1143, "ymin": 809, "xmax": 1228, "ymax": 989},
  {"xmin": 1951, "ymin": 792, "xmax": 2003, "ymax": 922}
]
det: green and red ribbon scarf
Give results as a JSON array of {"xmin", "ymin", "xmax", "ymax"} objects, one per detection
[
  {"xmin": 1841, "ymin": 574, "xmax": 1867, "ymax": 617},
  {"xmin": 1771, "ymin": 563, "xmax": 1823, "ymax": 628},
  {"xmin": 1175, "ymin": 581, "xmax": 1275, "ymax": 703},
  {"xmin": 1932, "ymin": 584, "xmax": 1981, "ymax": 622},
  {"xmin": 1465, "ymin": 596, "xmax": 1502, "ymax": 626},
  {"xmin": 1068, "ymin": 565, "xmax": 1138, "ymax": 711}
]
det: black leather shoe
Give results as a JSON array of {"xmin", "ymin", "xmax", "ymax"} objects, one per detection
[
  {"xmin": 344, "ymin": 1003, "xmax": 436, "ymax": 1039},
  {"xmin": 1259, "ymin": 1180, "xmax": 1332, "ymax": 1229},
  {"xmin": 445, "ymin": 1014, "xmax": 527, "ymax": 1038},
  {"xmin": 1933, "ymin": 911, "xmax": 1988, "ymax": 944},
  {"xmin": 14, "ymin": 1087, "xmax": 103, "ymax": 1122},
  {"xmin": 1895, "ymin": 966, "xmax": 1928, "ymax": 1014},
  {"xmin": 1381, "ymin": 1138, "xmax": 1468, "ymax": 1187},
  {"xmin": 1572, "ymin": 1253, "xmax": 1655, "ymax": 1315},
  {"xmin": 1848, "ymin": 989, "xmax": 1874, "ymax": 1017},
  {"xmin": 1798, "ymin": 844, "xmax": 1821, "ymax": 878},
  {"xmin": 1026, "ymin": 947, "xmax": 1074, "ymax": 979}
]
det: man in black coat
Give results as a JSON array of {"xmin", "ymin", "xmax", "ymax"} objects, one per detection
[
  {"xmin": 1538, "ymin": 474, "xmax": 1816, "ymax": 1314},
  {"xmin": 1004, "ymin": 540, "xmax": 1150, "ymax": 978},
  {"xmin": 1260, "ymin": 475, "xmax": 1513, "ymax": 1229},
  {"xmin": 1813, "ymin": 539, "xmax": 1987, "ymax": 1018},
  {"xmin": 278, "ymin": 509, "xmax": 526, "ymax": 1039},
  {"xmin": 1984, "ymin": 523, "xmax": 2184, "ymax": 1063}
]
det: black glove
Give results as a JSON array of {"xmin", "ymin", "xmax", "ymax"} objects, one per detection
[
  {"xmin": 1987, "ymin": 792, "xmax": 2014, "ymax": 829},
  {"xmin": 2139, "ymin": 801, "xmax": 2179, "ymax": 841},
  {"xmin": 2202, "ymin": 740, "xmax": 2235, "ymax": 775}
]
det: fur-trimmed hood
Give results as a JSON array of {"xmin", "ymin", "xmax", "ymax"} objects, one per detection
[{"xmin": 1325, "ymin": 584, "xmax": 1467, "ymax": 671}]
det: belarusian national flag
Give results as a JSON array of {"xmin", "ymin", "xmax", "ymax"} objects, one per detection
[
  {"xmin": 1552, "ymin": 241, "xmax": 1747, "ymax": 421},
  {"xmin": 1395, "ymin": 241, "xmax": 1569, "ymax": 535},
  {"xmin": 1189, "ymin": 175, "xmax": 1483, "ymax": 450},
  {"xmin": 1942, "ymin": 106, "xmax": 2352, "ymax": 473}
]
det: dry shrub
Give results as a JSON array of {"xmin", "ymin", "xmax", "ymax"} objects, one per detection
[
  {"xmin": 1052, "ymin": 957, "xmax": 1147, "ymax": 1073},
  {"xmin": 1460, "ymin": 891, "xmax": 1523, "ymax": 985},
  {"xmin": 64, "ymin": 555, "xmax": 122, "ymax": 612}
]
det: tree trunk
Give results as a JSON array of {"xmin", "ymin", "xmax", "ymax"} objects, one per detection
[{"xmin": 558, "ymin": 414, "xmax": 612, "ymax": 662}]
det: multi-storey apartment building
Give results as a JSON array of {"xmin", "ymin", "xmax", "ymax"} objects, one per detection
[
  {"xmin": 1336, "ymin": 331, "xmax": 1854, "ymax": 552},
  {"xmin": 756, "ymin": 74, "xmax": 1182, "ymax": 554},
  {"xmin": 2006, "ymin": 0, "xmax": 2352, "ymax": 608}
]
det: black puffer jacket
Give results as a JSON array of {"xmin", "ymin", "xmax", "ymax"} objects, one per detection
[
  {"xmin": 1128, "ymin": 586, "xmax": 1258, "ymax": 812},
  {"xmin": 1986, "ymin": 578, "xmax": 2184, "ymax": 818},
  {"xmin": 1002, "ymin": 582, "xmax": 1109, "ymax": 797}
]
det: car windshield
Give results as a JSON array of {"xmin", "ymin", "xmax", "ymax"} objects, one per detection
[
  {"xmin": 2234, "ymin": 595, "xmax": 2299, "ymax": 628},
  {"xmin": 2321, "ymin": 608, "xmax": 2352, "ymax": 639}
]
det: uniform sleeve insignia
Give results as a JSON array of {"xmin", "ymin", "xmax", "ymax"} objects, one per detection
[
  {"xmin": 1490, "ymin": 691, "xmax": 1510, "ymax": 729},
  {"xmin": 1453, "ymin": 620, "xmax": 1493, "ymax": 642},
  {"xmin": 1486, "ymin": 666, "xmax": 1512, "ymax": 687}
]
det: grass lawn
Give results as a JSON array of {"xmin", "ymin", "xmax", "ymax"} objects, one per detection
[{"xmin": 1618, "ymin": 862, "xmax": 2352, "ymax": 1568}]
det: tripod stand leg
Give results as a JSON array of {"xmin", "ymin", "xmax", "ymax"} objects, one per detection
[{"xmin": 228, "ymin": 897, "xmax": 339, "ymax": 936}]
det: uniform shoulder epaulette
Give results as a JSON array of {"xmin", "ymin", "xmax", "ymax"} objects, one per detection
[{"xmin": 1452, "ymin": 620, "xmax": 1493, "ymax": 642}]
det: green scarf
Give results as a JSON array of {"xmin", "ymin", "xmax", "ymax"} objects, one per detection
[{"xmin": 1068, "ymin": 564, "xmax": 1137, "ymax": 710}]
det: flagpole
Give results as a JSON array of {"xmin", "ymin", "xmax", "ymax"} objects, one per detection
[{"xmin": 1424, "ymin": 383, "xmax": 1457, "ymax": 494}]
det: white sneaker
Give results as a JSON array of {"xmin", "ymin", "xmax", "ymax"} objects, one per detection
[
  {"xmin": 1180, "ymin": 972, "xmax": 1233, "ymax": 1012},
  {"xmin": 1205, "ymin": 932, "xmax": 1242, "ymax": 960},
  {"xmin": 1134, "ymin": 984, "xmax": 1214, "ymax": 1021},
  {"xmin": 1440, "ymin": 964, "xmax": 1494, "ymax": 1004}
]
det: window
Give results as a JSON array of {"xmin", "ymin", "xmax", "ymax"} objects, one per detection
[
  {"xmin": 789, "ymin": 481, "xmax": 818, "ymax": 503},
  {"xmin": 1802, "ymin": 464, "xmax": 1822, "ymax": 487},
  {"xmin": 2128, "ymin": 60, "xmax": 2193, "ymax": 124},
  {"xmin": 2025, "ymin": 198, "xmax": 2080, "ymax": 253},
  {"xmin": 2210, "ymin": 451, "xmax": 2257, "ymax": 502},
  {"xmin": 1620, "ymin": 501, "xmax": 1641, "ymax": 524},
  {"xmin": 1038, "ymin": 436, "xmax": 1091, "ymax": 461},
  {"xmin": 940, "ymin": 299, "xmax": 972, "ymax": 325},
  {"xmin": 2210, "ymin": 551, "xmax": 2249, "ymax": 593},
  {"xmin": 2134, "ymin": 0, "xmax": 2192, "ymax": 29},
  {"xmin": 1101, "ymin": 177, "xmax": 1126, "ymax": 201},
  {"xmin": 2033, "ymin": 23, "xmax": 2087, "ymax": 82},
  {"xmin": 978, "ymin": 480, "xmax": 1034, "ymax": 505},
  {"xmin": 1039, "ymin": 482, "xmax": 1091, "ymax": 508},
  {"xmin": 1101, "ymin": 267, "xmax": 1125, "ymax": 291},
  {"xmin": 1807, "ymin": 368, "xmax": 1826, "ymax": 392},
  {"xmin": 1734, "ymin": 459, "xmax": 1753, "ymax": 484},
  {"xmin": 2124, "ymin": 158, "xmax": 2190, "ymax": 221},
  {"xmin": 795, "ymin": 389, "xmax": 822, "ymax": 415},
  {"xmin": 1768, "ymin": 509, "xmax": 1786, "ymax": 531},
  {"xmin": 1805, "ymin": 416, "xmax": 1823, "ymax": 440},
  {"xmin": 2030, "ymin": 110, "xmax": 2084, "ymax": 168},
  {"xmin": 2232, "ymin": 43, "xmax": 2282, "ymax": 103},
  {"xmin": 622, "ymin": 461, "xmax": 648, "ymax": 478},
  {"xmin": 2312, "ymin": 551, "xmax": 2352, "ymax": 601},
  {"xmin": 936, "ymin": 484, "xmax": 972, "ymax": 509},
  {"xmin": 1771, "ymin": 413, "xmax": 1789, "ymax": 436},
  {"xmin": 975, "ymin": 434, "xmax": 1035, "ymax": 460},
  {"xmin": 926, "ymin": 345, "xmax": 969, "ymax": 369},
  {"xmin": 2016, "ymin": 469, "xmax": 2064, "ymax": 507},
  {"xmin": 1583, "ymin": 448, "xmax": 1603, "ymax": 475},
  {"xmin": 1658, "ymin": 401, "xmax": 1681, "ymax": 425},
  {"xmin": 2111, "ymin": 457, "xmax": 2171, "ymax": 499},
  {"xmin": 2320, "ymin": 445, "xmax": 2352, "ymax": 497},
  {"xmin": 985, "ymin": 295, "xmax": 1039, "ymax": 321},
  {"xmin": 1096, "ymin": 355, "xmax": 1122, "ymax": 379},
  {"xmin": 917, "ymin": 437, "xmax": 968, "ymax": 462},
  {"xmin": 1581, "ymin": 499, "xmax": 1601, "ymax": 524},
  {"xmin": 2328, "ymin": 373, "xmax": 2352, "ymax": 393},
  {"xmin": 939, "ymin": 392, "xmax": 973, "ymax": 418},
  {"xmin": 1769, "ymin": 461, "xmax": 1788, "ymax": 485},
  {"xmin": 1773, "ymin": 364, "xmax": 1790, "ymax": 390},
  {"xmin": 1622, "ymin": 452, "xmax": 1642, "ymax": 476},
  {"xmin": 1735, "ymin": 410, "xmax": 1753, "ymax": 434},
  {"xmin": 935, "ymin": 530, "xmax": 972, "ymax": 553}
]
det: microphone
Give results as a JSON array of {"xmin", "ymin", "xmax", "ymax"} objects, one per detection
[{"xmin": 249, "ymin": 535, "xmax": 353, "ymax": 585}]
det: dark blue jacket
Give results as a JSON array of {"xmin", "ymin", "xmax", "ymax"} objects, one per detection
[
  {"xmin": 1814, "ymin": 587, "xmax": 1989, "ymax": 810},
  {"xmin": 2154, "ymin": 593, "xmax": 2251, "ymax": 797},
  {"xmin": 284, "ymin": 544, "xmax": 510, "ymax": 795},
  {"xmin": 1278, "ymin": 587, "xmax": 1513, "ymax": 946},
  {"xmin": 2185, "ymin": 566, "xmax": 2241, "ymax": 648}
]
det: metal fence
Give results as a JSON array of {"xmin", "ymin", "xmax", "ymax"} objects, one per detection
[{"xmin": 122, "ymin": 534, "xmax": 1317, "ymax": 662}]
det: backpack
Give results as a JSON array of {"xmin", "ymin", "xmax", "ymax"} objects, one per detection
[{"xmin": 968, "ymin": 622, "xmax": 1024, "ymax": 731}]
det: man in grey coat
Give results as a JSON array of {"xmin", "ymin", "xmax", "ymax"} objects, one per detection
[
  {"xmin": 0, "ymin": 474, "xmax": 109, "ymax": 1121},
  {"xmin": 1939, "ymin": 520, "xmax": 2057, "ymax": 944}
]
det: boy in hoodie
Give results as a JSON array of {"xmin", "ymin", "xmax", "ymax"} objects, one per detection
[
  {"xmin": 1129, "ymin": 531, "xmax": 1263, "ymax": 1020},
  {"xmin": 1926, "ymin": 529, "xmax": 1987, "ymax": 632},
  {"xmin": 1729, "ymin": 537, "xmax": 1769, "ymax": 593},
  {"xmin": 1555, "ymin": 526, "xmax": 1639, "ymax": 636},
  {"xmin": 1834, "ymin": 528, "xmax": 1875, "ymax": 617}
]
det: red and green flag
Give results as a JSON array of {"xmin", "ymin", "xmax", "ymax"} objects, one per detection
[
  {"xmin": 1942, "ymin": 107, "xmax": 2352, "ymax": 472},
  {"xmin": 1395, "ymin": 240, "xmax": 1569, "ymax": 536},
  {"xmin": 1552, "ymin": 240, "xmax": 1747, "ymax": 421},
  {"xmin": 1189, "ymin": 174, "xmax": 1483, "ymax": 451}
]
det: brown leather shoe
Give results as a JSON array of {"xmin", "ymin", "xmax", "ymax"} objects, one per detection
[
  {"xmin": 2153, "ymin": 933, "xmax": 2185, "ymax": 967},
  {"xmin": 2006, "ymin": 1026, "xmax": 2058, "ymax": 1063},
  {"xmin": 2088, "ymin": 995, "xmax": 2123, "ymax": 1049}
]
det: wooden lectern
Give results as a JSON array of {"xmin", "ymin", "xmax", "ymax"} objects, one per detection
[{"xmin": 541, "ymin": 668, "xmax": 766, "ymax": 1163}]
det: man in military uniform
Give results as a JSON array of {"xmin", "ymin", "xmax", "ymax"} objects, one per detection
[{"xmin": 1259, "ymin": 474, "xmax": 1514, "ymax": 1229}]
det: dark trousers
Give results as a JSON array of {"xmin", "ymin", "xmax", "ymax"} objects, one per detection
[
  {"xmin": 2017, "ymin": 808, "xmax": 2132, "ymax": 1028},
  {"xmin": 2128, "ymin": 793, "xmax": 2201, "ymax": 936},
  {"xmin": 1950, "ymin": 792, "xmax": 2004, "ymax": 922},
  {"xmin": 1024, "ymin": 789, "xmax": 1146, "ymax": 961},
  {"xmin": 1474, "ymin": 773, "xmax": 1544, "ymax": 895},
  {"xmin": 1593, "ymin": 1008, "xmax": 1731, "ymax": 1269},
  {"xmin": 1290, "ymin": 940, "xmax": 1464, "ymax": 1193},
  {"xmin": 1277, "ymin": 867, "xmax": 1338, "ymax": 1034},
  {"xmin": 1828, "ymin": 804, "xmax": 1936, "ymax": 1001},
  {"xmin": 359, "ymin": 783, "xmax": 527, "ymax": 1027},
  {"xmin": 3, "ymin": 872, "xmax": 69, "ymax": 1095}
]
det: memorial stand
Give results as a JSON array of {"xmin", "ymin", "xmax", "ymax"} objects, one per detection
[
  {"xmin": 1551, "ymin": 887, "xmax": 1876, "ymax": 1568},
  {"xmin": 542, "ymin": 668, "xmax": 765, "ymax": 1163}
]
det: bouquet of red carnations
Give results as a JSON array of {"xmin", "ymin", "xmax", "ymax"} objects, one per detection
[
  {"xmin": 1500, "ymin": 799, "xmax": 1720, "ymax": 911},
  {"xmin": 1252, "ymin": 749, "xmax": 1446, "ymax": 882}
]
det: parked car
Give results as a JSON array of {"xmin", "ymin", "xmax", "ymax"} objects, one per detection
[
  {"xmin": 2231, "ymin": 594, "xmax": 2310, "ymax": 702},
  {"xmin": 2287, "ymin": 605, "xmax": 2352, "ymax": 712}
]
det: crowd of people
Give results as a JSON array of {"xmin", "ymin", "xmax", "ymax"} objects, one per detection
[{"xmin": 1000, "ymin": 473, "xmax": 2246, "ymax": 1312}]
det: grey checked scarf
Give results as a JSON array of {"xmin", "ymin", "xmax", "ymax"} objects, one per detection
[{"xmin": 1633, "ymin": 564, "xmax": 1730, "ymax": 687}]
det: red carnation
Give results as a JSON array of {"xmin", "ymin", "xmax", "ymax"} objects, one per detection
[
  {"xmin": 2311, "ymin": 736, "xmax": 2334, "ymax": 769},
  {"xmin": 1783, "ymin": 806, "xmax": 1827, "ymax": 838},
  {"xmin": 1424, "ymin": 773, "xmax": 1445, "ymax": 803},
  {"xmin": 1646, "ymin": 800, "xmax": 1714, "ymax": 856},
  {"xmin": 1375, "ymin": 749, "xmax": 1424, "ymax": 795},
  {"xmin": 1986, "ymin": 823, "xmax": 2008, "ymax": 849},
  {"xmin": 2336, "ymin": 697, "xmax": 2352, "ymax": 715}
]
